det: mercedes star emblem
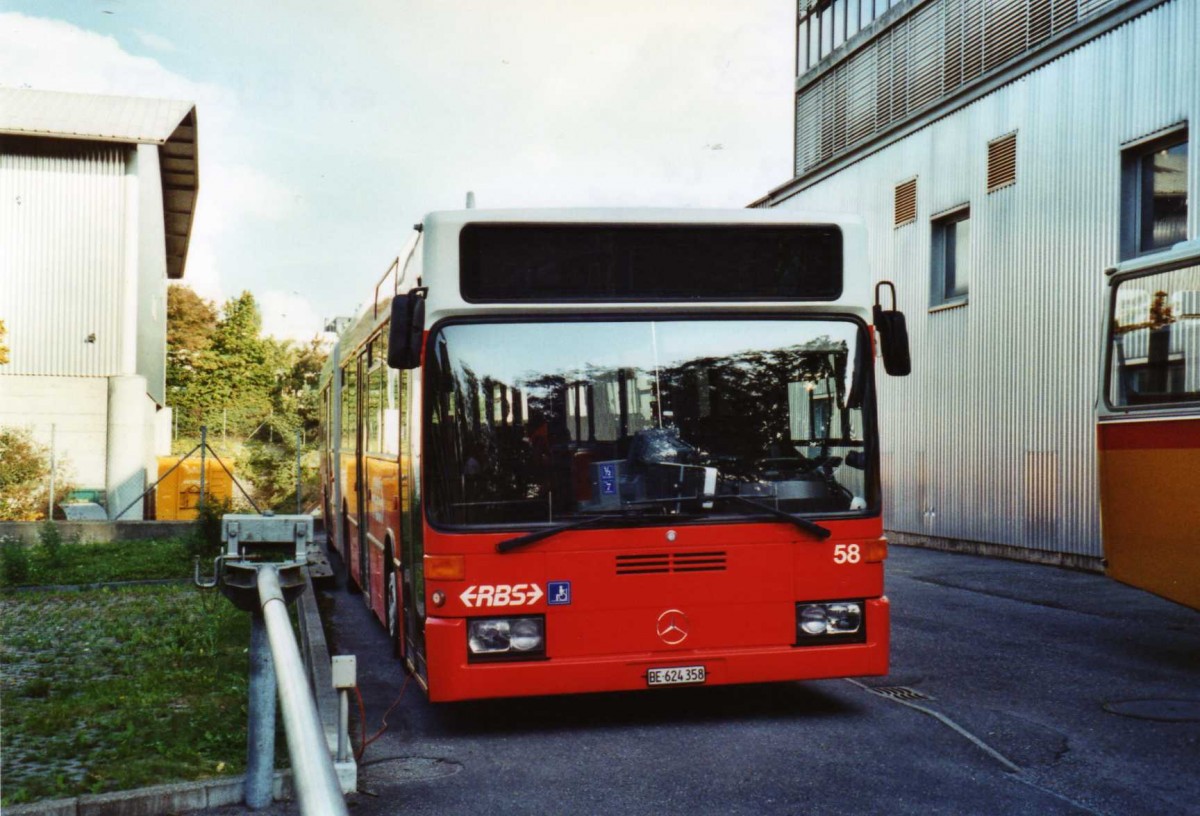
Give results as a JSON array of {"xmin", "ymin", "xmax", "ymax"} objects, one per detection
[{"xmin": 656, "ymin": 608, "xmax": 689, "ymax": 645}]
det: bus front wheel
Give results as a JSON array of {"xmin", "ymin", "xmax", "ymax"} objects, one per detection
[{"xmin": 385, "ymin": 548, "xmax": 400, "ymax": 658}]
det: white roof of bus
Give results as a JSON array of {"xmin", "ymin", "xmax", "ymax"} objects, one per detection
[
  {"xmin": 330, "ymin": 207, "xmax": 874, "ymax": 358},
  {"xmin": 417, "ymin": 207, "xmax": 871, "ymax": 320},
  {"xmin": 423, "ymin": 207, "xmax": 863, "ymax": 229}
]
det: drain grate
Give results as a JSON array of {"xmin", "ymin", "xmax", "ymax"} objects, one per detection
[{"xmin": 869, "ymin": 685, "xmax": 933, "ymax": 702}]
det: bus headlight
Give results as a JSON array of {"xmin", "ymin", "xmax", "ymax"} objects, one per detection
[
  {"xmin": 795, "ymin": 601, "xmax": 864, "ymax": 644},
  {"xmin": 467, "ymin": 616, "xmax": 545, "ymax": 661}
]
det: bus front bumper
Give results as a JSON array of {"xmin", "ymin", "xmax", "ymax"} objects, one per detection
[{"xmin": 423, "ymin": 597, "xmax": 889, "ymax": 702}]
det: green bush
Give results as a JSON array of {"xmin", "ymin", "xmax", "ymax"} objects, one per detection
[
  {"xmin": 190, "ymin": 495, "xmax": 232, "ymax": 560},
  {"xmin": 37, "ymin": 522, "xmax": 67, "ymax": 568},
  {"xmin": 1, "ymin": 536, "xmax": 30, "ymax": 584},
  {"xmin": 0, "ymin": 538, "xmax": 192, "ymax": 588},
  {"xmin": 0, "ymin": 427, "xmax": 76, "ymax": 521}
]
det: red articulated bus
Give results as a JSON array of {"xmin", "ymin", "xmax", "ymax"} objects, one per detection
[{"xmin": 319, "ymin": 208, "xmax": 911, "ymax": 701}]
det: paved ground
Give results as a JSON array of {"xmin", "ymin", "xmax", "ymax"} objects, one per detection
[{"xmin": 232, "ymin": 544, "xmax": 1200, "ymax": 816}]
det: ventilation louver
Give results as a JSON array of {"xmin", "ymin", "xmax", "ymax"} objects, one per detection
[
  {"xmin": 894, "ymin": 178, "xmax": 917, "ymax": 227},
  {"xmin": 795, "ymin": 0, "xmax": 1085, "ymax": 176},
  {"xmin": 615, "ymin": 552, "xmax": 727, "ymax": 575},
  {"xmin": 987, "ymin": 132, "xmax": 1018, "ymax": 192}
]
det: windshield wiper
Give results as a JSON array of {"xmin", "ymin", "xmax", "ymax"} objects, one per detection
[
  {"xmin": 497, "ymin": 494, "xmax": 831, "ymax": 553},
  {"xmin": 496, "ymin": 508, "xmax": 699, "ymax": 554},
  {"xmin": 623, "ymin": 495, "xmax": 832, "ymax": 540},
  {"xmin": 701, "ymin": 494, "xmax": 832, "ymax": 540}
]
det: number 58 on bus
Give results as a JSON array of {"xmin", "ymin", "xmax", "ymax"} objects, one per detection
[{"xmin": 319, "ymin": 209, "xmax": 911, "ymax": 702}]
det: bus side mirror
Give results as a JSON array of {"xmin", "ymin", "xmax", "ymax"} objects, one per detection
[
  {"xmin": 873, "ymin": 281, "xmax": 911, "ymax": 377},
  {"xmin": 387, "ymin": 291, "xmax": 426, "ymax": 369}
]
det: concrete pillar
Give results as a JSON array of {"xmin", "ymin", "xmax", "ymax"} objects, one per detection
[
  {"xmin": 155, "ymin": 406, "xmax": 173, "ymax": 456},
  {"xmin": 107, "ymin": 375, "xmax": 148, "ymax": 520}
]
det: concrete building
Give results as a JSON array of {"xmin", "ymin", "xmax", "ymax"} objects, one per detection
[
  {"xmin": 0, "ymin": 87, "xmax": 199, "ymax": 519},
  {"xmin": 755, "ymin": 0, "xmax": 1196, "ymax": 570}
]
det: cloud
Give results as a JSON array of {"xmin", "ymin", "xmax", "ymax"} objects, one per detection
[
  {"xmin": 0, "ymin": 13, "xmax": 214, "ymax": 105},
  {"xmin": 0, "ymin": 12, "xmax": 315, "ymax": 324},
  {"xmin": 134, "ymin": 29, "xmax": 175, "ymax": 53},
  {"xmin": 0, "ymin": 4, "xmax": 796, "ymax": 330},
  {"xmin": 257, "ymin": 289, "xmax": 327, "ymax": 343},
  {"xmin": 198, "ymin": 162, "xmax": 300, "ymax": 235}
]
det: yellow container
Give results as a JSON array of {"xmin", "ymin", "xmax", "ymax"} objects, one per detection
[{"xmin": 155, "ymin": 457, "xmax": 233, "ymax": 520}]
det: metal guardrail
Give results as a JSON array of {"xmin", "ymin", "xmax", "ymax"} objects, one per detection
[
  {"xmin": 195, "ymin": 514, "xmax": 351, "ymax": 815},
  {"xmin": 257, "ymin": 566, "xmax": 349, "ymax": 816}
]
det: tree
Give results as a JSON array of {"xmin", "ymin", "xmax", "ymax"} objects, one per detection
[
  {"xmin": 166, "ymin": 285, "xmax": 218, "ymax": 351},
  {"xmin": 166, "ymin": 286, "xmax": 220, "ymax": 433},
  {"xmin": 207, "ymin": 292, "xmax": 287, "ymax": 436},
  {"xmin": 0, "ymin": 319, "xmax": 9, "ymax": 365},
  {"xmin": 163, "ymin": 288, "xmax": 329, "ymax": 512},
  {"xmin": 249, "ymin": 336, "xmax": 328, "ymax": 511},
  {"xmin": 276, "ymin": 336, "xmax": 327, "ymax": 434},
  {"xmin": 0, "ymin": 427, "xmax": 75, "ymax": 521},
  {"xmin": 167, "ymin": 290, "xmax": 282, "ymax": 437}
]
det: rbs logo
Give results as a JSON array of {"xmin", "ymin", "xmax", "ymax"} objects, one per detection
[{"xmin": 459, "ymin": 583, "xmax": 544, "ymax": 608}]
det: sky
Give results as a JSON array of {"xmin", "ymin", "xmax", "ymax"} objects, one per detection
[{"xmin": 0, "ymin": 1, "xmax": 796, "ymax": 342}]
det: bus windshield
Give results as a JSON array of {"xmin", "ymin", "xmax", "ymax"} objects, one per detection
[{"xmin": 425, "ymin": 318, "xmax": 872, "ymax": 528}]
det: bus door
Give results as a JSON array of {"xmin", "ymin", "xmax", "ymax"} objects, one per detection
[
  {"xmin": 399, "ymin": 368, "xmax": 427, "ymax": 678},
  {"xmin": 338, "ymin": 360, "xmax": 358, "ymax": 569},
  {"xmin": 354, "ymin": 354, "xmax": 372, "ymax": 605}
]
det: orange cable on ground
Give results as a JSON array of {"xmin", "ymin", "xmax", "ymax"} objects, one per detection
[{"xmin": 354, "ymin": 675, "xmax": 411, "ymax": 762}]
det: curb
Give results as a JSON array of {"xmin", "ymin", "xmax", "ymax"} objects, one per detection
[
  {"xmin": 1, "ymin": 772, "xmax": 291, "ymax": 816},
  {"xmin": 297, "ymin": 567, "xmax": 358, "ymax": 793}
]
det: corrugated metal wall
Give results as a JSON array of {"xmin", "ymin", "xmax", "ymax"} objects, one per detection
[
  {"xmin": 0, "ymin": 136, "xmax": 131, "ymax": 377},
  {"xmin": 796, "ymin": 0, "xmax": 1119, "ymax": 176},
  {"xmin": 774, "ymin": 0, "xmax": 1198, "ymax": 558},
  {"xmin": 135, "ymin": 143, "xmax": 168, "ymax": 405}
]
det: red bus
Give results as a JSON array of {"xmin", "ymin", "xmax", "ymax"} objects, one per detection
[
  {"xmin": 1099, "ymin": 239, "xmax": 1200, "ymax": 610},
  {"xmin": 319, "ymin": 209, "xmax": 911, "ymax": 701}
]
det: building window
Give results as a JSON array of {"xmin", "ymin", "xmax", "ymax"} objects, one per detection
[
  {"xmin": 932, "ymin": 207, "xmax": 970, "ymax": 306},
  {"xmin": 797, "ymin": 17, "xmax": 809, "ymax": 75},
  {"xmin": 797, "ymin": 0, "xmax": 886, "ymax": 77},
  {"xmin": 1122, "ymin": 126, "xmax": 1189, "ymax": 259}
]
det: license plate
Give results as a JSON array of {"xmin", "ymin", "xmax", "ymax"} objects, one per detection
[{"xmin": 647, "ymin": 665, "xmax": 706, "ymax": 687}]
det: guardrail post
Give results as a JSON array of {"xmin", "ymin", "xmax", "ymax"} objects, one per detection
[
  {"xmin": 199, "ymin": 425, "xmax": 208, "ymax": 513},
  {"xmin": 245, "ymin": 612, "xmax": 277, "ymax": 810},
  {"xmin": 331, "ymin": 656, "xmax": 357, "ymax": 763}
]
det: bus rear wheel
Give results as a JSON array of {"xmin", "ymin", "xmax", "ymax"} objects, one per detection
[{"xmin": 343, "ymin": 508, "xmax": 360, "ymax": 595}]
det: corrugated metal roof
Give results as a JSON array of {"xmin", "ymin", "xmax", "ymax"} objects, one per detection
[
  {"xmin": 0, "ymin": 87, "xmax": 199, "ymax": 279},
  {"xmin": 0, "ymin": 87, "xmax": 192, "ymax": 144}
]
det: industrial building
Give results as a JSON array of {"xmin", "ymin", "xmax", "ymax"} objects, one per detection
[
  {"xmin": 0, "ymin": 87, "xmax": 199, "ymax": 519},
  {"xmin": 755, "ymin": 0, "xmax": 1196, "ymax": 574}
]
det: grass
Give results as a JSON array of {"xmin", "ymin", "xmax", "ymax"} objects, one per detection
[
  {"xmin": 0, "ymin": 536, "xmax": 196, "ymax": 589},
  {"xmin": 0, "ymin": 530, "xmax": 290, "ymax": 807},
  {"xmin": 0, "ymin": 585, "xmax": 255, "ymax": 806}
]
